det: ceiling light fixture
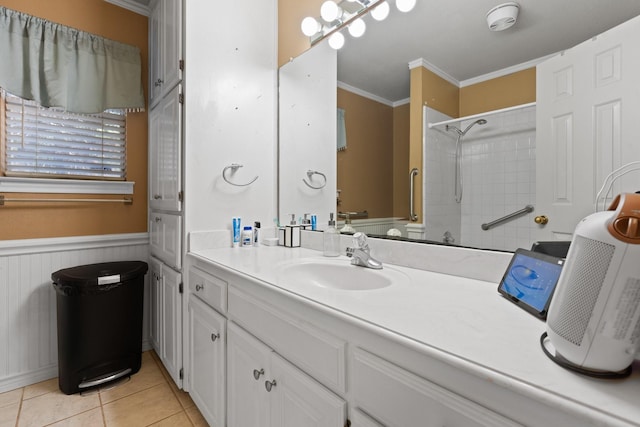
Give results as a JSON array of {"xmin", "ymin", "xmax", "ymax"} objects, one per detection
[{"xmin": 486, "ymin": 2, "xmax": 520, "ymax": 31}]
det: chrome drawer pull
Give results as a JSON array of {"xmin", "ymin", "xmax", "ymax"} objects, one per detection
[
  {"xmin": 265, "ymin": 379, "xmax": 277, "ymax": 392},
  {"xmin": 253, "ymin": 368, "xmax": 264, "ymax": 380}
]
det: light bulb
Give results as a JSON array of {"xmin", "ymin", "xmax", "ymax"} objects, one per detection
[
  {"xmin": 396, "ymin": 0, "xmax": 416, "ymax": 13},
  {"xmin": 321, "ymin": 1, "xmax": 342, "ymax": 22},
  {"xmin": 328, "ymin": 32, "xmax": 345, "ymax": 49},
  {"xmin": 301, "ymin": 17, "xmax": 321, "ymax": 37},
  {"xmin": 371, "ymin": 1, "xmax": 390, "ymax": 21},
  {"xmin": 348, "ymin": 18, "xmax": 366, "ymax": 38}
]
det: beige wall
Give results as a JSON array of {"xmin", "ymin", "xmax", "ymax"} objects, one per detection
[
  {"xmin": 392, "ymin": 104, "xmax": 410, "ymax": 217},
  {"xmin": 278, "ymin": 0, "xmax": 323, "ymax": 67},
  {"xmin": 337, "ymin": 88, "xmax": 394, "ymax": 218},
  {"xmin": 460, "ymin": 68, "xmax": 536, "ymax": 116},
  {"xmin": 0, "ymin": 0, "xmax": 148, "ymax": 240}
]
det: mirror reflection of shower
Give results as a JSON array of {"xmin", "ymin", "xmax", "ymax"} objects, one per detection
[{"xmin": 445, "ymin": 119, "xmax": 488, "ymax": 203}]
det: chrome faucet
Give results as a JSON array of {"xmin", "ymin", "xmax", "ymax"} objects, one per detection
[{"xmin": 346, "ymin": 232, "xmax": 383, "ymax": 270}]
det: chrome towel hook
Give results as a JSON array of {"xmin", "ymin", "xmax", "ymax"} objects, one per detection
[
  {"xmin": 222, "ymin": 163, "xmax": 259, "ymax": 187},
  {"xmin": 302, "ymin": 170, "xmax": 327, "ymax": 189}
]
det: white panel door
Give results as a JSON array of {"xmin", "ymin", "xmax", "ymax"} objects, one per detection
[
  {"xmin": 227, "ymin": 322, "xmax": 271, "ymax": 427},
  {"xmin": 269, "ymin": 353, "xmax": 346, "ymax": 427},
  {"xmin": 188, "ymin": 296, "xmax": 226, "ymax": 427},
  {"xmin": 536, "ymin": 15, "xmax": 640, "ymax": 241},
  {"xmin": 161, "ymin": 265, "xmax": 182, "ymax": 387}
]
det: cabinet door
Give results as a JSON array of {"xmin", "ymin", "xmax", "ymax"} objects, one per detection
[
  {"xmin": 149, "ymin": 211, "xmax": 182, "ymax": 269},
  {"xmin": 148, "ymin": 0, "xmax": 162, "ymax": 105},
  {"xmin": 269, "ymin": 353, "xmax": 346, "ymax": 427},
  {"xmin": 227, "ymin": 322, "xmax": 271, "ymax": 427},
  {"xmin": 161, "ymin": 266, "xmax": 183, "ymax": 387},
  {"xmin": 149, "ymin": 257, "xmax": 163, "ymax": 353},
  {"xmin": 149, "ymin": 85, "xmax": 182, "ymax": 212},
  {"xmin": 353, "ymin": 348, "xmax": 519, "ymax": 427},
  {"xmin": 160, "ymin": 0, "xmax": 182, "ymax": 94},
  {"xmin": 149, "ymin": 0, "xmax": 182, "ymax": 107},
  {"xmin": 189, "ymin": 296, "xmax": 226, "ymax": 427}
]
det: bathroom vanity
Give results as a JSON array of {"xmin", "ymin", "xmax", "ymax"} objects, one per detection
[{"xmin": 185, "ymin": 244, "xmax": 640, "ymax": 427}]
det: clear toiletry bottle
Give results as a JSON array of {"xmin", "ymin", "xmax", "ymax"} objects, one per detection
[{"xmin": 323, "ymin": 213, "xmax": 340, "ymax": 257}]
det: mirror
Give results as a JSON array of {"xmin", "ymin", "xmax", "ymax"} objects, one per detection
[{"xmin": 279, "ymin": 0, "xmax": 640, "ymax": 252}]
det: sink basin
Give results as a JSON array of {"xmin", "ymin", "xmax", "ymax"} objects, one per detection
[{"xmin": 276, "ymin": 258, "xmax": 408, "ymax": 291}]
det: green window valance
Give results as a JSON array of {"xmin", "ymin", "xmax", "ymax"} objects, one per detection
[{"xmin": 0, "ymin": 6, "xmax": 145, "ymax": 114}]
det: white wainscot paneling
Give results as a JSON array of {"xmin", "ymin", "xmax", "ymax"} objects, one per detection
[{"xmin": 0, "ymin": 234, "xmax": 149, "ymax": 393}]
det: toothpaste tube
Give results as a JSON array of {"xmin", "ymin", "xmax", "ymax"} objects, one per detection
[{"xmin": 232, "ymin": 217, "xmax": 241, "ymax": 247}]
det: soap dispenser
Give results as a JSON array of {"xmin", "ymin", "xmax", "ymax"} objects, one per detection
[{"xmin": 323, "ymin": 213, "xmax": 340, "ymax": 257}]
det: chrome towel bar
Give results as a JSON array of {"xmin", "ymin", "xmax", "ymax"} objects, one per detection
[
  {"xmin": 481, "ymin": 204, "xmax": 534, "ymax": 230},
  {"xmin": 0, "ymin": 195, "xmax": 133, "ymax": 205}
]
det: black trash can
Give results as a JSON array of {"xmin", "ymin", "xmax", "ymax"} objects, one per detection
[{"xmin": 52, "ymin": 261, "xmax": 148, "ymax": 395}]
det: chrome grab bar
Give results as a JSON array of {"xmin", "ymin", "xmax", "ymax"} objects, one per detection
[
  {"xmin": 481, "ymin": 204, "xmax": 534, "ymax": 230},
  {"xmin": 409, "ymin": 168, "xmax": 419, "ymax": 221},
  {"xmin": 0, "ymin": 195, "xmax": 133, "ymax": 205},
  {"xmin": 337, "ymin": 210, "xmax": 368, "ymax": 219}
]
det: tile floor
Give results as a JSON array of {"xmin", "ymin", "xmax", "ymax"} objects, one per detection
[{"xmin": 0, "ymin": 351, "xmax": 207, "ymax": 427}]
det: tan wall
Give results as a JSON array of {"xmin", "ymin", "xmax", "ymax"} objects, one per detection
[
  {"xmin": 460, "ymin": 68, "xmax": 536, "ymax": 116},
  {"xmin": 409, "ymin": 66, "xmax": 460, "ymax": 223},
  {"xmin": 0, "ymin": 0, "xmax": 148, "ymax": 240},
  {"xmin": 278, "ymin": 0, "xmax": 324, "ymax": 67},
  {"xmin": 337, "ymin": 88, "xmax": 394, "ymax": 219},
  {"xmin": 392, "ymin": 103, "xmax": 410, "ymax": 218}
]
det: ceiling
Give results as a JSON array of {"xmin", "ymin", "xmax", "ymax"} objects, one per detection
[{"xmin": 336, "ymin": 0, "xmax": 640, "ymax": 103}]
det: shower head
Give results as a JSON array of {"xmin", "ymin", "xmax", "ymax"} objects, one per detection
[
  {"xmin": 445, "ymin": 118, "xmax": 487, "ymax": 136},
  {"xmin": 461, "ymin": 118, "xmax": 487, "ymax": 135}
]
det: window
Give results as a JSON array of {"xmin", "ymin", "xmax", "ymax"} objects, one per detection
[{"xmin": 1, "ymin": 89, "xmax": 127, "ymax": 181}]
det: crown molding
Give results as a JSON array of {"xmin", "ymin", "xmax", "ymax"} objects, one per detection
[{"xmin": 103, "ymin": 0, "xmax": 149, "ymax": 16}]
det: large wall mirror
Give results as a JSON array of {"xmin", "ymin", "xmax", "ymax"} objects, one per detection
[{"xmin": 279, "ymin": 0, "xmax": 640, "ymax": 252}]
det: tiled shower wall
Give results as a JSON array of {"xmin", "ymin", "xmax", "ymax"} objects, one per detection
[{"xmin": 424, "ymin": 105, "xmax": 538, "ymax": 251}]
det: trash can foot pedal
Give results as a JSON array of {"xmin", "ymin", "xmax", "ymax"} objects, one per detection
[{"xmin": 79, "ymin": 367, "xmax": 132, "ymax": 390}]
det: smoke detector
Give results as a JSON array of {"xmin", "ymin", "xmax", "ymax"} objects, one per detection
[{"xmin": 486, "ymin": 2, "xmax": 519, "ymax": 31}]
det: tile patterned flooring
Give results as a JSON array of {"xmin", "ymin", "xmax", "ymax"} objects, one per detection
[{"xmin": 0, "ymin": 351, "xmax": 207, "ymax": 427}]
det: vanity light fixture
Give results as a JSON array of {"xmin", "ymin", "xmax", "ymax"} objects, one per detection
[
  {"xmin": 301, "ymin": 0, "xmax": 415, "ymax": 50},
  {"xmin": 329, "ymin": 32, "xmax": 346, "ymax": 49},
  {"xmin": 370, "ymin": 1, "xmax": 390, "ymax": 21},
  {"xmin": 395, "ymin": 0, "xmax": 416, "ymax": 13},
  {"xmin": 348, "ymin": 18, "xmax": 366, "ymax": 37}
]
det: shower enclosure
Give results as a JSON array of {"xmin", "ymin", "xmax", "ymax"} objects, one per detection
[{"xmin": 422, "ymin": 104, "xmax": 537, "ymax": 251}]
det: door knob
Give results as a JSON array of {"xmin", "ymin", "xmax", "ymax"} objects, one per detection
[{"xmin": 534, "ymin": 215, "xmax": 549, "ymax": 225}]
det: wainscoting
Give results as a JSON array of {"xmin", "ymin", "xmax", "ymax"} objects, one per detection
[{"xmin": 0, "ymin": 233, "xmax": 149, "ymax": 393}]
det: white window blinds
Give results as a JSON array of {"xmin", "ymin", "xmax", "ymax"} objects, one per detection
[{"xmin": 2, "ymin": 90, "xmax": 127, "ymax": 180}]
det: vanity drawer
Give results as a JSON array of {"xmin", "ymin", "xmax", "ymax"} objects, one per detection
[
  {"xmin": 352, "ymin": 348, "xmax": 520, "ymax": 427},
  {"xmin": 189, "ymin": 266, "xmax": 227, "ymax": 313},
  {"xmin": 228, "ymin": 285, "xmax": 346, "ymax": 394}
]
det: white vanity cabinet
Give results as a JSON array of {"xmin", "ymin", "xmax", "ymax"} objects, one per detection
[
  {"xmin": 149, "ymin": 0, "xmax": 182, "ymax": 108},
  {"xmin": 352, "ymin": 348, "xmax": 520, "ymax": 427},
  {"xmin": 188, "ymin": 295, "xmax": 226, "ymax": 427},
  {"xmin": 227, "ymin": 321, "xmax": 347, "ymax": 427},
  {"xmin": 149, "ymin": 256, "xmax": 183, "ymax": 387},
  {"xmin": 186, "ymin": 263, "xmax": 229, "ymax": 427}
]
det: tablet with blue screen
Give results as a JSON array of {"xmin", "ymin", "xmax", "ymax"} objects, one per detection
[{"xmin": 498, "ymin": 248, "xmax": 565, "ymax": 319}]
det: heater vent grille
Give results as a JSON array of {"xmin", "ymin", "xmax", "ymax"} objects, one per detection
[{"xmin": 548, "ymin": 235, "xmax": 615, "ymax": 345}]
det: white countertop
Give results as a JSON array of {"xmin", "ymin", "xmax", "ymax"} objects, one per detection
[{"xmin": 189, "ymin": 244, "xmax": 640, "ymax": 426}]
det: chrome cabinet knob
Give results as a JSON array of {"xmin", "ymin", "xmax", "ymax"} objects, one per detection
[
  {"xmin": 211, "ymin": 333, "xmax": 220, "ymax": 342},
  {"xmin": 253, "ymin": 368, "xmax": 264, "ymax": 380},
  {"xmin": 264, "ymin": 379, "xmax": 277, "ymax": 392},
  {"xmin": 153, "ymin": 194, "xmax": 162, "ymax": 199},
  {"xmin": 195, "ymin": 284, "xmax": 203, "ymax": 292}
]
